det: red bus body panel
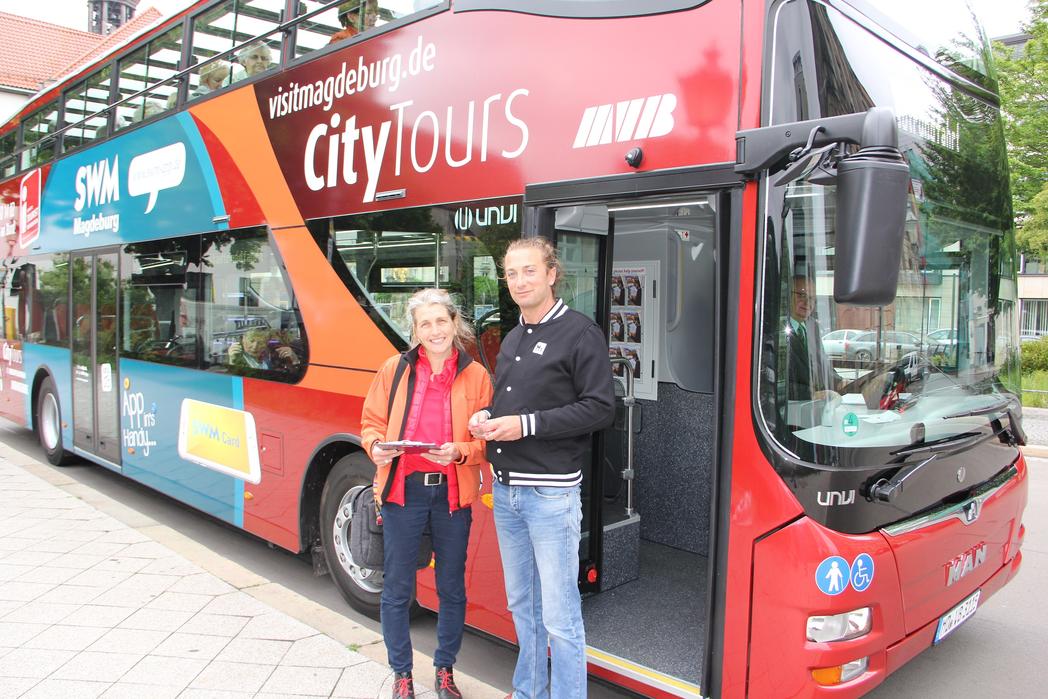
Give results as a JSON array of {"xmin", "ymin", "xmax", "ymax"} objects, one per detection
[{"xmin": 747, "ymin": 455, "xmax": 1027, "ymax": 697}]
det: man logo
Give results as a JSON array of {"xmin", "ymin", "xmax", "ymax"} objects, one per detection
[
  {"xmin": 573, "ymin": 94, "xmax": 677, "ymax": 149},
  {"xmin": 962, "ymin": 499, "xmax": 981, "ymax": 524}
]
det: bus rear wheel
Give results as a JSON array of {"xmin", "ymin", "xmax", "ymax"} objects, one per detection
[
  {"xmin": 320, "ymin": 453, "xmax": 411, "ymax": 620},
  {"xmin": 36, "ymin": 376, "xmax": 74, "ymax": 466}
]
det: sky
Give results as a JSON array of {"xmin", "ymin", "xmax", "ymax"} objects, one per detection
[{"xmin": 0, "ymin": 0, "xmax": 1036, "ymax": 38}]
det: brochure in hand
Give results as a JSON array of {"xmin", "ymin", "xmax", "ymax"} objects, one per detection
[{"xmin": 375, "ymin": 440, "xmax": 439, "ymax": 454}]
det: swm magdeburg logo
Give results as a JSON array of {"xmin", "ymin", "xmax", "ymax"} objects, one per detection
[{"xmin": 573, "ymin": 94, "xmax": 677, "ymax": 148}]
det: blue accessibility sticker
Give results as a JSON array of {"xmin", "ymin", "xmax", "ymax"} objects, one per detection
[
  {"xmin": 816, "ymin": 556, "xmax": 851, "ymax": 595},
  {"xmin": 850, "ymin": 553, "xmax": 875, "ymax": 592}
]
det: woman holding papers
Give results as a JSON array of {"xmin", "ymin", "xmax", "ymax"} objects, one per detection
[{"xmin": 360, "ymin": 288, "xmax": 493, "ymax": 699}]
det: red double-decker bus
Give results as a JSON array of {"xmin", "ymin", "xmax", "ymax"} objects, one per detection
[{"xmin": 0, "ymin": 1, "xmax": 1028, "ymax": 696}]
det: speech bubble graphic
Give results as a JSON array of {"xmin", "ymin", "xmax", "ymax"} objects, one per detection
[{"xmin": 128, "ymin": 142, "xmax": 186, "ymax": 214}]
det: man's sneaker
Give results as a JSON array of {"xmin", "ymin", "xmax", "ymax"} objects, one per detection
[
  {"xmin": 393, "ymin": 671, "xmax": 415, "ymax": 698},
  {"xmin": 435, "ymin": 666, "xmax": 462, "ymax": 698}
]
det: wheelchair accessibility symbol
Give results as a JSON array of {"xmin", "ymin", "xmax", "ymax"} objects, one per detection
[
  {"xmin": 851, "ymin": 553, "xmax": 875, "ymax": 592},
  {"xmin": 815, "ymin": 556, "xmax": 850, "ymax": 596}
]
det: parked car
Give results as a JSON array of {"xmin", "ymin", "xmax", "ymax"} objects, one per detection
[
  {"xmin": 925, "ymin": 328, "xmax": 957, "ymax": 346},
  {"xmin": 844, "ymin": 330, "xmax": 922, "ymax": 362},
  {"xmin": 821, "ymin": 328, "xmax": 865, "ymax": 359}
]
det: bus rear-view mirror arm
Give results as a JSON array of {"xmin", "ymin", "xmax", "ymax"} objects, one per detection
[{"xmin": 735, "ymin": 107, "xmax": 910, "ymax": 307}]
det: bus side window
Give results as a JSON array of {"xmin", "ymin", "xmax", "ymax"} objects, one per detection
[
  {"xmin": 120, "ymin": 240, "xmax": 201, "ymax": 367},
  {"xmin": 199, "ymin": 228, "xmax": 306, "ymax": 382}
]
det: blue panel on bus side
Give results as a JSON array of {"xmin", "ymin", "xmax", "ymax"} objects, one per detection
[
  {"xmin": 37, "ymin": 114, "xmax": 228, "ymax": 254},
  {"xmin": 119, "ymin": 359, "xmax": 246, "ymax": 527},
  {"xmin": 20, "ymin": 344, "xmax": 73, "ymax": 446}
]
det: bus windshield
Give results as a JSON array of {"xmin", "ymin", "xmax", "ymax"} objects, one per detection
[{"xmin": 758, "ymin": 0, "xmax": 1020, "ymax": 466}]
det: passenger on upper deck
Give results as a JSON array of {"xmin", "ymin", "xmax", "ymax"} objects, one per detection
[
  {"xmin": 328, "ymin": 1, "xmax": 379, "ymax": 44},
  {"xmin": 231, "ymin": 41, "xmax": 274, "ymax": 82},
  {"xmin": 192, "ymin": 60, "xmax": 231, "ymax": 98}
]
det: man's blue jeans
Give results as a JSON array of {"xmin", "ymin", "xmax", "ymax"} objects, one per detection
[
  {"xmin": 494, "ymin": 480, "xmax": 586, "ymax": 699},
  {"xmin": 380, "ymin": 478, "xmax": 472, "ymax": 673}
]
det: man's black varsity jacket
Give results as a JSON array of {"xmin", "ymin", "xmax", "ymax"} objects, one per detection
[{"xmin": 487, "ymin": 299, "xmax": 615, "ymax": 487}]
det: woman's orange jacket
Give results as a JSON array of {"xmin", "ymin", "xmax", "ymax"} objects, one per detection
[{"xmin": 361, "ymin": 347, "xmax": 493, "ymax": 507}]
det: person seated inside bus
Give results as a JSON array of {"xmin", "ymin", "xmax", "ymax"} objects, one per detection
[
  {"xmin": 191, "ymin": 60, "xmax": 231, "ymax": 98},
  {"xmin": 786, "ymin": 274, "xmax": 843, "ymax": 402},
  {"xmin": 230, "ymin": 41, "xmax": 274, "ymax": 83},
  {"xmin": 227, "ymin": 327, "xmax": 300, "ymax": 372}
]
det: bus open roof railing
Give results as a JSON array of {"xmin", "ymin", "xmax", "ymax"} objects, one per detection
[{"xmin": 1, "ymin": 0, "xmax": 440, "ymax": 176}]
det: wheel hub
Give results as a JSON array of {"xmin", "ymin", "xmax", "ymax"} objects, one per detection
[
  {"xmin": 333, "ymin": 486, "xmax": 384, "ymax": 593},
  {"xmin": 40, "ymin": 393, "xmax": 60, "ymax": 451}
]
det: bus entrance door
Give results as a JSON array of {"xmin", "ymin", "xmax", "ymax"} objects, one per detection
[
  {"xmin": 538, "ymin": 192, "xmax": 722, "ymax": 694},
  {"xmin": 70, "ymin": 250, "xmax": 121, "ymax": 466}
]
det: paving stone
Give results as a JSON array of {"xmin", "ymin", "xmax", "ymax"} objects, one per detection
[
  {"xmin": 178, "ymin": 612, "xmax": 251, "ymax": 638},
  {"xmin": 2, "ymin": 600, "xmax": 79, "ymax": 624},
  {"xmin": 0, "ymin": 621, "xmax": 48, "ymax": 647},
  {"xmin": 331, "ymin": 661, "xmax": 396, "ymax": 698},
  {"xmin": 19, "ymin": 679, "xmax": 108, "ymax": 699},
  {"xmin": 145, "ymin": 591, "xmax": 213, "ymax": 614},
  {"xmin": 61, "ymin": 604, "xmax": 137, "ymax": 628},
  {"xmin": 0, "ymin": 580, "xmax": 55, "ymax": 602},
  {"xmin": 100, "ymin": 683, "xmax": 181, "ymax": 699},
  {"xmin": 151, "ymin": 631, "xmax": 230, "ymax": 661},
  {"xmin": 35, "ymin": 584, "xmax": 104, "ymax": 606},
  {"xmin": 0, "ymin": 647, "xmax": 76, "ymax": 678},
  {"xmin": 188, "ymin": 660, "xmax": 274, "ymax": 693},
  {"xmin": 64, "ymin": 568, "xmax": 131, "ymax": 588},
  {"xmin": 15, "ymin": 565, "xmax": 82, "ymax": 585},
  {"xmin": 167, "ymin": 574, "xmax": 235, "ymax": 597},
  {"xmin": 91, "ymin": 556, "xmax": 152, "ymax": 574},
  {"xmin": 199, "ymin": 592, "xmax": 271, "ymax": 617},
  {"xmin": 119, "ymin": 607, "xmax": 194, "ymax": 632},
  {"xmin": 86, "ymin": 627, "xmax": 170, "ymax": 655},
  {"xmin": 214, "ymin": 637, "xmax": 290, "ymax": 665},
  {"xmin": 282, "ymin": 634, "xmax": 372, "ymax": 668},
  {"xmin": 51, "ymin": 650, "xmax": 144, "ymax": 682},
  {"xmin": 260, "ymin": 665, "xmax": 342, "ymax": 696},
  {"xmin": 237, "ymin": 612, "xmax": 317, "ymax": 642},
  {"xmin": 120, "ymin": 655, "xmax": 208, "ymax": 688},
  {"xmin": 24, "ymin": 624, "xmax": 109, "ymax": 651}
]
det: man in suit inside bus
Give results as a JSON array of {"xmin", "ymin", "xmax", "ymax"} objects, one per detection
[{"xmin": 787, "ymin": 275, "xmax": 842, "ymax": 402}]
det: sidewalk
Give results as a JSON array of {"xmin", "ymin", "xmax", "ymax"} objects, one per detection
[{"xmin": 0, "ymin": 441, "xmax": 502, "ymax": 699}]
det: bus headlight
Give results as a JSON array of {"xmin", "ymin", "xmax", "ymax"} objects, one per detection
[{"xmin": 806, "ymin": 607, "xmax": 871, "ymax": 642}]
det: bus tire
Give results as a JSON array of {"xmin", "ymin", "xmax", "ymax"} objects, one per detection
[
  {"xmin": 319, "ymin": 453, "xmax": 416, "ymax": 620},
  {"xmin": 36, "ymin": 377, "xmax": 74, "ymax": 467}
]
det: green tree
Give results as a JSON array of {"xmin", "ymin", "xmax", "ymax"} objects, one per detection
[{"xmin": 995, "ymin": 0, "xmax": 1048, "ymax": 252}]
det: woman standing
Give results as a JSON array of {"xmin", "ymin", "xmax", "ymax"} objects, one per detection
[{"xmin": 361, "ymin": 289, "xmax": 493, "ymax": 699}]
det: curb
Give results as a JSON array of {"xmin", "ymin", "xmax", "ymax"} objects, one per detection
[
  {"xmin": 0, "ymin": 441, "xmax": 506, "ymax": 699},
  {"xmin": 1021, "ymin": 444, "xmax": 1048, "ymax": 459}
]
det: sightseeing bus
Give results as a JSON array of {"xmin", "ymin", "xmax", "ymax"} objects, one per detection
[{"xmin": 0, "ymin": 1, "xmax": 1029, "ymax": 696}]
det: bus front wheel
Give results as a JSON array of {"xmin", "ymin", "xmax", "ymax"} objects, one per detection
[
  {"xmin": 319, "ymin": 453, "xmax": 399, "ymax": 620},
  {"xmin": 36, "ymin": 377, "xmax": 74, "ymax": 466}
]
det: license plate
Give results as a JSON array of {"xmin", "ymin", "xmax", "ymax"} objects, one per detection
[{"xmin": 934, "ymin": 589, "xmax": 980, "ymax": 644}]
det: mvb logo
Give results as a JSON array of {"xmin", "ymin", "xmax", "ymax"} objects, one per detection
[{"xmin": 573, "ymin": 94, "xmax": 677, "ymax": 149}]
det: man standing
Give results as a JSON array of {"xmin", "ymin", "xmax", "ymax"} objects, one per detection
[{"xmin": 470, "ymin": 238, "xmax": 615, "ymax": 699}]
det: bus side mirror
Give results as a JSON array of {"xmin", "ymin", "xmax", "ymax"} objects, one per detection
[{"xmin": 833, "ymin": 109, "xmax": 910, "ymax": 306}]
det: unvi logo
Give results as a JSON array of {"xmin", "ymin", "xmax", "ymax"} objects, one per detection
[{"xmin": 573, "ymin": 94, "xmax": 677, "ymax": 149}]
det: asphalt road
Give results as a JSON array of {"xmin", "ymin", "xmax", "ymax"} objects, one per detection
[{"xmin": 2, "ymin": 418, "xmax": 1044, "ymax": 698}]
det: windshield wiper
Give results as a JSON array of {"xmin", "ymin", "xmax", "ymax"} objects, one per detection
[
  {"xmin": 872, "ymin": 429, "xmax": 996, "ymax": 502},
  {"xmin": 942, "ymin": 398, "xmax": 1027, "ymax": 446}
]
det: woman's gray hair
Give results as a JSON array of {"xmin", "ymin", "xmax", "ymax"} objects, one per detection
[{"xmin": 406, "ymin": 288, "xmax": 475, "ymax": 352}]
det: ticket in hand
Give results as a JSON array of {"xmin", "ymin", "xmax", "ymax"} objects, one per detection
[{"xmin": 375, "ymin": 440, "xmax": 438, "ymax": 454}]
